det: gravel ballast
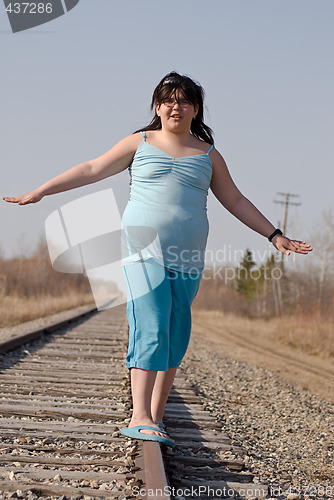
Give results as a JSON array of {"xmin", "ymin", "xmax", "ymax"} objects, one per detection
[{"xmin": 181, "ymin": 333, "xmax": 334, "ymax": 499}]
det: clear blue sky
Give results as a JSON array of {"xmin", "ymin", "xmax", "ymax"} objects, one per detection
[{"xmin": 1, "ymin": 0, "xmax": 333, "ymax": 273}]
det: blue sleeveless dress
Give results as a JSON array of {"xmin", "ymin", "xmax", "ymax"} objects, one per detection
[
  {"xmin": 121, "ymin": 132, "xmax": 214, "ymax": 372},
  {"xmin": 121, "ymin": 132, "xmax": 213, "ymax": 272}
]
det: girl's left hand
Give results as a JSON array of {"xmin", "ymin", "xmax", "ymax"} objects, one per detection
[{"xmin": 272, "ymin": 235, "xmax": 313, "ymax": 255}]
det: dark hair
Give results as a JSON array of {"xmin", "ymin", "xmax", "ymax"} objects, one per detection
[{"xmin": 134, "ymin": 72, "xmax": 214, "ymax": 145}]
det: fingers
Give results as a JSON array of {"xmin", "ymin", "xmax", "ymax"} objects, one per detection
[
  {"xmin": 279, "ymin": 245, "xmax": 291, "ymax": 256},
  {"xmin": 3, "ymin": 196, "xmax": 20, "ymax": 203},
  {"xmin": 274, "ymin": 237, "xmax": 312, "ymax": 255},
  {"xmin": 2, "ymin": 193, "xmax": 41, "ymax": 205},
  {"xmin": 3, "ymin": 196, "xmax": 25, "ymax": 204},
  {"xmin": 287, "ymin": 240, "xmax": 313, "ymax": 254}
]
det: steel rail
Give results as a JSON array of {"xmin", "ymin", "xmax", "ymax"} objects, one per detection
[
  {"xmin": 135, "ymin": 441, "xmax": 171, "ymax": 500},
  {"xmin": 0, "ymin": 304, "xmax": 97, "ymax": 354}
]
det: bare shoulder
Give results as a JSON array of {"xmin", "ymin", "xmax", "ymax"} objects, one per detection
[
  {"xmin": 116, "ymin": 132, "xmax": 143, "ymax": 153},
  {"xmin": 89, "ymin": 132, "xmax": 144, "ymax": 177},
  {"xmin": 209, "ymin": 146, "xmax": 229, "ymax": 170},
  {"xmin": 192, "ymin": 137, "xmax": 212, "ymax": 154}
]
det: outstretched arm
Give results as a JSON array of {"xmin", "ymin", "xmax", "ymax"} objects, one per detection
[
  {"xmin": 209, "ymin": 148, "xmax": 312, "ymax": 255},
  {"xmin": 3, "ymin": 133, "xmax": 142, "ymax": 205}
]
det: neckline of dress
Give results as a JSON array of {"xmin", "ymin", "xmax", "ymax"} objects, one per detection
[{"xmin": 143, "ymin": 140, "xmax": 211, "ymax": 161}]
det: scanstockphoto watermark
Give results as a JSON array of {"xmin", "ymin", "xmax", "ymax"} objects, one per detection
[
  {"xmin": 166, "ymin": 245, "xmax": 295, "ymax": 267},
  {"xmin": 205, "ymin": 245, "xmax": 297, "ymax": 266},
  {"xmin": 165, "ymin": 246, "xmax": 286, "ymax": 283},
  {"xmin": 164, "ymin": 261, "xmax": 283, "ymax": 284},
  {"xmin": 3, "ymin": 0, "xmax": 80, "ymax": 33},
  {"xmin": 166, "ymin": 244, "xmax": 292, "ymax": 267},
  {"xmin": 132, "ymin": 485, "xmax": 268, "ymax": 498},
  {"xmin": 202, "ymin": 261, "xmax": 283, "ymax": 284}
]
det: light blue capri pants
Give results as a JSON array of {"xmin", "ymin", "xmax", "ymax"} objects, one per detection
[{"xmin": 122, "ymin": 258, "xmax": 203, "ymax": 371}]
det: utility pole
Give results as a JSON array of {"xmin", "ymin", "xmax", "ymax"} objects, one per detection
[
  {"xmin": 274, "ymin": 192, "xmax": 301, "ymax": 235},
  {"xmin": 273, "ymin": 192, "xmax": 301, "ymax": 280}
]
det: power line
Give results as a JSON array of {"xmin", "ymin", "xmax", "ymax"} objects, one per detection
[{"xmin": 274, "ymin": 192, "xmax": 301, "ymax": 235}]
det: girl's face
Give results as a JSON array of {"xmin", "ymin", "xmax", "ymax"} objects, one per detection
[{"xmin": 156, "ymin": 90, "xmax": 198, "ymax": 133}]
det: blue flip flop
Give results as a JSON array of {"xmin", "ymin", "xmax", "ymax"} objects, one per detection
[
  {"xmin": 157, "ymin": 422, "xmax": 165, "ymax": 431},
  {"xmin": 121, "ymin": 425, "xmax": 175, "ymax": 447}
]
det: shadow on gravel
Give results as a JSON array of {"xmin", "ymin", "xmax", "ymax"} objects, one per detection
[{"xmin": 161, "ymin": 387, "xmax": 264, "ymax": 499}]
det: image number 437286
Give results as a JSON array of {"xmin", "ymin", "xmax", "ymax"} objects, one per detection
[
  {"xmin": 3, "ymin": 0, "xmax": 80, "ymax": 33},
  {"xmin": 5, "ymin": 3, "xmax": 53, "ymax": 14}
]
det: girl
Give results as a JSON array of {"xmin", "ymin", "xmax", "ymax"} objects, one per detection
[{"xmin": 3, "ymin": 72, "xmax": 312, "ymax": 448}]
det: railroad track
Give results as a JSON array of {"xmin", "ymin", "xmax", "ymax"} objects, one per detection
[{"xmin": 0, "ymin": 304, "xmax": 269, "ymax": 499}]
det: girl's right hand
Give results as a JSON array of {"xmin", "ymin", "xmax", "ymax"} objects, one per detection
[{"xmin": 2, "ymin": 190, "xmax": 44, "ymax": 205}]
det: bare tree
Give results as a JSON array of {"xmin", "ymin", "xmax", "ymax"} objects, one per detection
[{"xmin": 312, "ymin": 209, "xmax": 334, "ymax": 307}]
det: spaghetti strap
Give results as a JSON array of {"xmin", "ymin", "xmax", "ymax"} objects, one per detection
[
  {"xmin": 206, "ymin": 144, "xmax": 214, "ymax": 155},
  {"xmin": 141, "ymin": 131, "xmax": 146, "ymax": 141}
]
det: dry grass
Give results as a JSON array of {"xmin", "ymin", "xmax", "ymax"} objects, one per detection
[
  {"xmin": 0, "ymin": 292, "xmax": 94, "ymax": 329},
  {"xmin": 193, "ymin": 308, "xmax": 334, "ymax": 359},
  {"xmin": 0, "ymin": 242, "xmax": 99, "ymax": 328},
  {"xmin": 273, "ymin": 313, "xmax": 334, "ymax": 358}
]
